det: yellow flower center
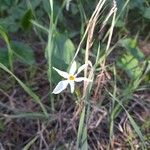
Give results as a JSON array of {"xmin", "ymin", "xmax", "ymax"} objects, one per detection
[{"xmin": 69, "ymin": 75, "xmax": 75, "ymax": 80}]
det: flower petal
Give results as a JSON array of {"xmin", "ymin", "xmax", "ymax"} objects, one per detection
[
  {"xmin": 69, "ymin": 81, "xmax": 75, "ymax": 93},
  {"xmin": 52, "ymin": 80, "xmax": 68, "ymax": 94},
  {"xmin": 75, "ymin": 77, "xmax": 92, "ymax": 82},
  {"xmin": 53, "ymin": 67, "xmax": 69, "ymax": 78},
  {"xmin": 87, "ymin": 60, "xmax": 92, "ymax": 67},
  {"xmin": 69, "ymin": 61, "xmax": 77, "ymax": 75},
  {"xmin": 75, "ymin": 64, "xmax": 88, "ymax": 76}
]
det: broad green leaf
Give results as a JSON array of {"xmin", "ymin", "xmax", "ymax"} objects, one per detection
[
  {"xmin": 0, "ymin": 17, "xmax": 20, "ymax": 32},
  {"xmin": 143, "ymin": 7, "xmax": 150, "ymax": 20},
  {"xmin": 1, "ymin": 3, "xmax": 25, "ymax": 32},
  {"xmin": 117, "ymin": 54, "xmax": 142, "ymax": 79},
  {"xmin": 0, "ymin": 0, "xmax": 14, "ymax": 11},
  {"xmin": 115, "ymin": 19, "xmax": 125, "ymax": 27},
  {"xmin": 0, "ymin": 1, "xmax": 32, "ymax": 33},
  {"xmin": 0, "ymin": 40, "xmax": 36, "ymax": 67},
  {"xmin": 30, "ymin": 0, "xmax": 41, "ymax": 9},
  {"xmin": 128, "ymin": 0, "xmax": 144, "ymax": 9},
  {"xmin": 11, "ymin": 41, "xmax": 35, "ymax": 65},
  {"xmin": 42, "ymin": 0, "xmax": 50, "ymax": 14},
  {"xmin": 50, "ymin": 33, "xmax": 75, "ymax": 83},
  {"xmin": 10, "ymin": 6, "xmax": 25, "ymax": 19},
  {"xmin": 119, "ymin": 38, "xmax": 145, "ymax": 61},
  {"xmin": 70, "ymin": 3, "xmax": 79, "ymax": 15},
  {"xmin": 53, "ymin": 33, "xmax": 75, "ymax": 64},
  {"xmin": 117, "ymin": 38, "xmax": 146, "ymax": 79}
]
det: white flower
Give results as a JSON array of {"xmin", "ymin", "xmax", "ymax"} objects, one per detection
[{"xmin": 52, "ymin": 61, "xmax": 91, "ymax": 94}]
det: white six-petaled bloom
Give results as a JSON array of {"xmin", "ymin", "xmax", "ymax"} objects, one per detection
[{"xmin": 52, "ymin": 61, "xmax": 91, "ymax": 94}]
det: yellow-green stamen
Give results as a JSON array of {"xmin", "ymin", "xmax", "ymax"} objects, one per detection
[{"xmin": 69, "ymin": 75, "xmax": 75, "ymax": 80}]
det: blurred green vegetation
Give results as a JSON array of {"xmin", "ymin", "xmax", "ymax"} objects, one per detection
[{"xmin": 0, "ymin": 0, "xmax": 149, "ymax": 79}]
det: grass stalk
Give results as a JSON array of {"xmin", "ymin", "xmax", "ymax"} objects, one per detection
[{"xmin": 45, "ymin": 0, "xmax": 55, "ymax": 111}]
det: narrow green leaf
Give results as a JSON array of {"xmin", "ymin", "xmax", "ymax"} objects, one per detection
[
  {"xmin": 0, "ymin": 26, "xmax": 13, "ymax": 71},
  {"xmin": 0, "ymin": 63, "xmax": 48, "ymax": 117},
  {"xmin": 11, "ymin": 41, "xmax": 35, "ymax": 65},
  {"xmin": 1, "ymin": 112, "xmax": 48, "ymax": 119},
  {"xmin": 31, "ymin": 20, "xmax": 49, "ymax": 33},
  {"xmin": 0, "ymin": 48, "xmax": 9, "ymax": 67},
  {"xmin": 23, "ymin": 136, "xmax": 38, "ymax": 150},
  {"xmin": 107, "ymin": 91, "xmax": 146, "ymax": 150},
  {"xmin": 77, "ymin": 106, "xmax": 88, "ymax": 150},
  {"xmin": 127, "ymin": 113, "xmax": 146, "ymax": 150}
]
